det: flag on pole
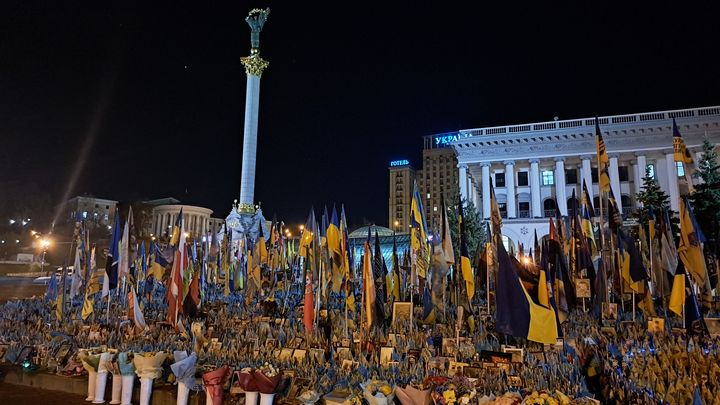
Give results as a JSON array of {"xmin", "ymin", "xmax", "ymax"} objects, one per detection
[
  {"xmin": 166, "ymin": 215, "xmax": 186, "ymax": 326},
  {"xmin": 303, "ymin": 257, "xmax": 314, "ymax": 333},
  {"xmin": 104, "ymin": 209, "xmax": 121, "ymax": 292},
  {"xmin": 328, "ymin": 207, "xmax": 344, "ymax": 293},
  {"xmin": 441, "ymin": 195, "xmax": 455, "ymax": 264},
  {"xmin": 489, "ymin": 182, "xmax": 503, "ymax": 239},
  {"xmin": 458, "ymin": 194, "xmax": 475, "ymax": 302},
  {"xmin": 373, "ymin": 230, "xmax": 387, "ymax": 325},
  {"xmin": 678, "ymin": 197, "xmax": 708, "ymax": 286},
  {"xmin": 128, "ymin": 285, "xmax": 147, "ymax": 330},
  {"xmin": 495, "ymin": 241, "xmax": 558, "ymax": 344},
  {"xmin": 70, "ymin": 245, "xmax": 83, "ymax": 298},
  {"xmin": 169, "ymin": 208, "xmax": 183, "ymax": 246},
  {"xmin": 46, "ymin": 270, "xmax": 58, "ymax": 301},
  {"xmin": 118, "ymin": 210, "xmax": 130, "ymax": 283},
  {"xmin": 362, "ymin": 240, "xmax": 375, "ymax": 330},
  {"xmin": 410, "ymin": 181, "xmax": 429, "ymax": 280},
  {"xmin": 673, "ymin": 118, "xmax": 697, "ymax": 192},
  {"xmin": 595, "ymin": 117, "xmax": 611, "ymax": 193},
  {"xmin": 391, "ymin": 232, "xmax": 400, "ymax": 301},
  {"xmin": 82, "ymin": 247, "xmax": 100, "ymax": 320}
]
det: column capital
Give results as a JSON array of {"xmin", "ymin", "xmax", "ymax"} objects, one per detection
[
  {"xmin": 554, "ymin": 157, "xmax": 566, "ymax": 162},
  {"xmin": 458, "ymin": 163, "xmax": 468, "ymax": 169},
  {"xmin": 480, "ymin": 162, "xmax": 492, "ymax": 167},
  {"xmin": 662, "ymin": 149, "xmax": 674, "ymax": 156},
  {"xmin": 580, "ymin": 155, "xmax": 593, "ymax": 161},
  {"xmin": 608, "ymin": 152, "xmax": 620, "ymax": 159},
  {"xmin": 528, "ymin": 158, "xmax": 540, "ymax": 164},
  {"xmin": 503, "ymin": 160, "xmax": 515, "ymax": 166},
  {"xmin": 634, "ymin": 152, "xmax": 646, "ymax": 158},
  {"xmin": 240, "ymin": 54, "xmax": 269, "ymax": 77}
]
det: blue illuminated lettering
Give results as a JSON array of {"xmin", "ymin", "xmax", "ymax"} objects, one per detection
[{"xmin": 390, "ymin": 160, "xmax": 410, "ymax": 167}]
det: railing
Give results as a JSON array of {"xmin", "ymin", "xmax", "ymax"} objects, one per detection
[
  {"xmin": 544, "ymin": 209, "xmax": 556, "ymax": 218},
  {"xmin": 518, "ymin": 210, "xmax": 530, "ymax": 218},
  {"xmin": 456, "ymin": 106, "xmax": 720, "ymax": 138}
]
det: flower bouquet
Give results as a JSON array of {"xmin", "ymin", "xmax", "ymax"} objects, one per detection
[
  {"xmin": 297, "ymin": 389, "xmax": 321, "ymax": 405},
  {"xmin": 203, "ymin": 364, "xmax": 230, "ymax": 405},
  {"xmin": 254, "ymin": 363, "xmax": 282, "ymax": 405},
  {"xmin": 361, "ymin": 379, "xmax": 395, "ymax": 405},
  {"xmin": 521, "ymin": 390, "xmax": 570, "ymax": 405},
  {"xmin": 429, "ymin": 376, "xmax": 475, "ymax": 405},
  {"xmin": 171, "ymin": 351, "xmax": 198, "ymax": 405}
]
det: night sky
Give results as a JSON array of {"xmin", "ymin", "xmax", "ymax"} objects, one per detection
[{"xmin": 2, "ymin": 1, "xmax": 720, "ymax": 229}]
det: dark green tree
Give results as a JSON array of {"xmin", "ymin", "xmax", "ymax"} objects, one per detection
[
  {"xmin": 689, "ymin": 138, "xmax": 720, "ymax": 246},
  {"xmin": 447, "ymin": 197, "xmax": 486, "ymax": 260},
  {"xmin": 634, "ymin": 166, "xmax": 670, "ymax": 225}
]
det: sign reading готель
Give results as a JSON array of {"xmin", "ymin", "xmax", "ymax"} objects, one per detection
[{"xmin": 390, "ymin": 160, "xmax": 410, "ymax": 167}]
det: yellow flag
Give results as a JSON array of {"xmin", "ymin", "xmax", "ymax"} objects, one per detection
[
  {"xmin": 595, "ymin": 119, "xmax": 611, "ymax": 193},
  {"xmin": 537, "ymin": 269, "xmax": 549, "ymax": 307},
  {"xmin": 678, "ymin": 198, "xmax": 707, "ymax": 286}
]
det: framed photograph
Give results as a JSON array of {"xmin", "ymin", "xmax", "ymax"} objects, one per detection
[
  {"xmin": 16, "ymin": 346, "xmax": 34, "ymax": 364},
  {"xmin": 392, "ymin": 302, "xmax": 413, "ymax": 325},
  {"xmin": 55, "ymin": 344, "xmax": 72, "ymax": 364},
  {"xmin": 336, "ymin": 346, "xmax": 351, "ymax": 361},
  {"xmin": 387, "ymin": 361, "xmax": 399, "ymax": 369},
  {"xmin": 502, "ymin": 346, "xmax": 524, "ymax": 363},
  {"xmin": 602, "ymin": 303, "xmax": 618, "ymax": 321},
  {"xmin": 272, "ymin": 349, "xmax": 281, "ymax": 359},
  {"xmin": 647, "ymin": 317, "xmax": 665, "ymax": 333},
  {"xmin": 448, "ymin": 361, "xmax": 468, "ymax": 376},
  {"xmin": 508, "ymin": 375, "xmax": 522, "ymax": 387},
  {"xmin": 442, "ymin": 338, "xmax": 457, "ymax": 357},
  {"xmin": 292, "ymin": 349, "xmax": 307, "ymax": 362},
  {"xmin": 379, "ymin": 347, "xmax": 394, "ymax": 367},
  {"xmin": 575, "ymin": 279, "xmax": 591, "ymax": 299},
  {"xmin": 286, "ymin": 377, "xmax": 311, "ymax": 402},
  {"xmin": 289, "ymin": 337, "xmax": 304, "ymax": 349},
  {"xmin": 309, "ymin": 348, "xmax": 325, "ymax": 363},
  {"xmin": 279, "ymin": 348, "xmax": 294, "ymax": 361},
  {"xmin": 427, "ymin": 357, "xmax": 446, "ymax": 372},
  {"xmin": 341, "ymin": 359, "xmax": 354, "ymax": 372},
  {"xmin": 265, "ymin": 338, "xmax": 277, "ymax": 350},
  {"xmin": 340, "ymin": 338, "xmax": 351, "ymax": 347},
  {"xmin": 705, "ymin": 318, "xmax": 720, "ymax": 337},
  {"xmin": 479, "ymin": 350, "xmax": 512, "ymax": 364},
  {"xmin": 407, "ymin": 349, "xmax": 421, "ymax": 364},
  {"xmin": 463, "ymin": 366, "xmax": 482, "ymax": 379}
]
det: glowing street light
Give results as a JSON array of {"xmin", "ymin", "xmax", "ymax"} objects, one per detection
[
  {"xmin": 9, "ymin": 219, "xmax": 15, "ymax": 225},
  {"xmin": 41, "ymin": 239, "xmax": 51, "ymax": 249},
  {"xmin": 299, "ymin": 224, "xmax": 304, "ymax": 232}
]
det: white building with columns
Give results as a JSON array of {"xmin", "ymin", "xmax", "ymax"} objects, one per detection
[
  {"xmin": 151, "ymin": 204, "xmax": 221, "ymax": 239},
  {"xmin": 453, "ymin": 106, "xmax": 720, "ymax": 251}
]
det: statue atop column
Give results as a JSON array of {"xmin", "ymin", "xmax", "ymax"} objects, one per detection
[{"xmin": 241, "ymin": 8, "xmax": 270, "ymax": 77}]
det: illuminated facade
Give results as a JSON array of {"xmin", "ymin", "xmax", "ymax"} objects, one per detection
[
  {"xmin": 66, "ymin": 195, "xmax": 118, "ymax": 229},
  {"xmin": 417, "ymin": 135, "xmax": 459, "ymax": 231},
  {"xmin": 451, "ymin": 106, "xmax": 720, "ymax": 250},
  {"xmin": 388, "ymin": 161, "xmax": 415, "ymax": 233}
]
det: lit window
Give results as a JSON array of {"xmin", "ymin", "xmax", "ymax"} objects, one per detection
[
  {"xmin": 82, "ymin": 211, "xmax": 88, "ymax": 219},
  {"xmin": 676, "ymin": 162, "xmax": 685, "ymax": 177},
  {"xmin": 542, "ymin": 170, "xmax": 555, "ymax": 186},
  {"xmin": 645, "ymin": 164, "xmax": 655, "ymax": 179}
]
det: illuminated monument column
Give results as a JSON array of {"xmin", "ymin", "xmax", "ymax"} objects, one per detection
[
  {"xmin": 225, "ymin": 8, "xmax": 270, "ymax": 243},
  {"xmin": 238, "ymin": 8, "xmax": 269, "ymax": 214}
]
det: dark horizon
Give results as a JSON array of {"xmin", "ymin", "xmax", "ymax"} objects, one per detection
[{"xmin": 2, "ymin": 1, "xmax": 720, "ymax": 230}]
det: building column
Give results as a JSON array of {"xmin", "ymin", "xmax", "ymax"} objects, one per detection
[
  {"xmin": 504, "ymin": 161, "xmax": 516, "ymax": 218},
  {"xmin": 609, "ymin": 153, "xmax": 622, "ymax": 213},
  {"xmin": 635, "ymin": 154, "xmax": 647, "ymax": 192},
  {"xmin": 481, "ymin": 163, "xmax": 491, "ymax": 219},
  {"xmin": 665, "ymin": 150, "xmax": 680, "ymax": 211},
  {"xmin": 459, "ymin": 164, "xmax": 469, "ymax": 203},
  {"xmin": 529, "ymin": 159, "xmax": 542, "ymax": 218},
  {"xmin": 580, "ymin": 155, "xmax": 593, "ymax": 202},
  {"xmin": 555, "ymin": 158, "xmax": 568, "ymax": 216}
]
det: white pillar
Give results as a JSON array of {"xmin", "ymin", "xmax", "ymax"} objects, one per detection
[
  {"xmin": 666, "ymin": 151, "xmax": 680, "ymax": 211},
  {"xmin": 635, "ymin": 154, "xmax": 647, "ymax": 193},
  {"xmin": 555, "ymin": 158, "xmax": 568, "ymax": 216},
  {"xmin": 580, "ymin": 155, "xmax": 593, "ymax": 202},
  {"xmin": 459, "ymin": 165, "xmax": 469, "ymax": 203},
  {"xmin": 482, "ymin": 163, "xmax": 491, "ymax": 219},
  {"xmin": 239, "ymin": 73, "xmax": 262, "ymax": 207},
  {"xmin": 530, "ymin": 159, "xmax": 542, "ymax": 218},
  {"xmin": 505, "ymin": 161, "xmax": 516, "ymax": 218},
  {"xmin": 609, "ymin": 153, "xmax": 622, "ymax": 214}
]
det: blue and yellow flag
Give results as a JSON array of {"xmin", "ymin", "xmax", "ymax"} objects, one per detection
[
  {"xmin": 458, "ymin": 195, "xmax": 474, "ymax": 302},
  {"xmin": 328, "ymin": 207, "xmax": 344, "ymax": 293},
  {"xmin": 410, "ymin": 181, "xmax": 428, "ymax": 279},
  {"xmin": 169, "ymin": 208, "xmax": 183, "ymax": 246},
  {"xmin": 495, "ymin": 242, "xmax": 558, "ymax": 344},
  {"xmin": 679, "ymin": 197, "xmax": 708, "ymax": 287},
  {"xmin": 595, "ymin": 118, "xmax": 611, "ymax": 193}
]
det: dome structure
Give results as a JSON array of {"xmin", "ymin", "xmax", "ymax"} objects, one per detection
[{"xmin": 347, "ymin": 225, "xmax": 394, "ymax": 239}]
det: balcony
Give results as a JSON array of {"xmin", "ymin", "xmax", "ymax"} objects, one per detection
[{"xmin": 518, "ymin": 210, "xmax": 530, "ymax": 218}]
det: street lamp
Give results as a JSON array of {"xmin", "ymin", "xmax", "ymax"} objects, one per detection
[
  {"xmin": 40, "ymin": 238, "xmax": 51, "ymax": 276},
  {"xmin": 393, "ymin": 220, "xmax": 399, "ymax": 232}
]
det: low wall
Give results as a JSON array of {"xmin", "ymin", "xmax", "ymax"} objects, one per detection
[{"xmin": 1, "ymin": 366, "xmax": 208, "ymax": 404}]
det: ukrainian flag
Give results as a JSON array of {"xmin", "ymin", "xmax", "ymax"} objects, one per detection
[
  {"xmin": 495, "ymin": 242, "xmax": 558, "ymax": 344},
  {"xmin": 327, "ymin": 207, "xmax": 343, "ymax": 293},
  {"xmin": 669, "ymin": 260, "xmax": 687, "ymax": 317},
  {"xmin": 411, "ymin": 181, "xmax": 428, "ymax": 279},
  {"xmin": 169, "ymin": 208, "xmax": 183, "ymax": 246},
  {"xmin": 595, "ymin": 118, "xmax": 611, "ymax": 193},
  {"xmin": 458, "ymin": 195, "xmax": 474, "ymax": 301},
  {"xmin": 678, "ymin": 197, "xmax": 708, "ymax": 287}
]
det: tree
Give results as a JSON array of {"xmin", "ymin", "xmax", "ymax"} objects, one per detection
[
  {"xmin": 634, "ymin": 166, "xmax": 670, "ymax": 225},
  {"xmin": 447, "ymin": 197, "xmax": 486, "ymax": 260},
  {"xmin": 689, "ymin": 138, "xmax": 720, "ymax": 262}
]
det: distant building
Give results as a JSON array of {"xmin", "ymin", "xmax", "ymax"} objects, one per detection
[
  {"xmin": 65, "ymin": 195, "xmax": 118, "ymax": 229},
  {"xmin": 388, "ymin": 135, "xmax": 459, "ymax": 232},
  {"xmin": 451, "ymin": 105, "xmax": 720, "ymax": 250},
  {"xmin": 151, "ymin": 204, "xmax": 219, "ymax": 239},
  {"xmin": 388, "ymin": 160, "xmax": 415, "ymax": 233}
]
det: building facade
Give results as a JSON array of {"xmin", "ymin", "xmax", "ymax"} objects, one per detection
[
  {"xmin": 417, "ymin": 135, "xmax": 459, "ymax": 230},
  {"xmin": 151, "ymin": 204, "xmax": 218, "ymax": 239},
  {"xmin": 65, "ymin": 195, "xmax": 118, "ymax": 229},
  {"xmin": 388, "ymin": 160, "xmax": 415, "ymax": 233},
  {"xmin": 451, "ymin": 106, "xmax": 720, "ymax": 250}
]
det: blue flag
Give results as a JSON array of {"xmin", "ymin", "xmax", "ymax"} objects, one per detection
[{"xmin": 46, "ymin": 271, "xmax": 58, "ymax": 301}]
